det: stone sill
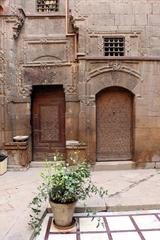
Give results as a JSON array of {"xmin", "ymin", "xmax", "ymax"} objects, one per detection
[
  {"xmin": 26, "ymin": 14, "xmax": 66, "ymax": 18},
  {"xmin": 78, "ymin": 56, "xmax": 160, "ymax": 61},
  {"xmin": 0, "ymin": 14, "xmax": 66, "ymax": 18},
  {"xmin": 4, "ymin": 142, "xmax": 28, "ymax": 150},
  {"xmin": 66, "ymin": 145, "xmax": 87, "ymax": 150}
]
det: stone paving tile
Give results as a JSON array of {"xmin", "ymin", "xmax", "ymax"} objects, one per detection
[
  {"xmin": 80, "ymin": 233, "xmax": 109, "ymax": 240},
  {"xmin": 37, "ymin": 210, "xmax": 160, "ymax": 240},
  {"xmin": 106, "ymin": 216, "xmax": 135, "ymax": 231},
  {"xmin": 142, "ymin": 231, "xmax": 160, "ymax": 240},
  {"xmin": 79, "ymin": 217, "xmax": 105, "ymax": 232},
  {"xmin": 111, "ymin": 232, "xmax": 141, "ymax": 240},
  {"xmin": 133, "ymin": 215, "xmax": 160, "ymax": 229}
]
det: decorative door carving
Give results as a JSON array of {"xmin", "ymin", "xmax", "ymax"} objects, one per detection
[
  {"xmin": 32, "ymin": 86, "xmax": 65, "ymax": 161},
  {"xmin": 96, "ymin": 87, "xmax": 133, "ymax": 161}
]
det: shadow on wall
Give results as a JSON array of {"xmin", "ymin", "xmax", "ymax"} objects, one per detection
[{"xmin": 0, "ymin": 6, "xmax": 3, "ymax": 13}]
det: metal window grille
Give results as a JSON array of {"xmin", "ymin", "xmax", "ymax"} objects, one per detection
[
  {"xmin": 37, "ymin": 0, "xmax": 58, "ymax": 12},
  {"xmin": 104, "ymin": 37, "xmax": 125, "ymax": 56}
]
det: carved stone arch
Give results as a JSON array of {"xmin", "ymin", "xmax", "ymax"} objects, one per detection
[
  {"xmin": 33, "ymin": 55, "xmax": 62, "ymax": 62},
  {"xmin": 88, "ymin": 64, "xmax": 141, "ymax": 80},
  {"xmin": 87, "ymin": 65, "xmax": 142, "ymax": 97},
  {"xmin": 84, "ymin": 65, "xmax": 141, "ymax": 163}
]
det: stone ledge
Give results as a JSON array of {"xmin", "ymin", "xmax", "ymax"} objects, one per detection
[
  {"xmin": 4, "ymin": 141, "xmax": 28, "ymax": 150},
  {"xmin": 47, "ymin": 204, "xmax": 160, "ymax": 213}
]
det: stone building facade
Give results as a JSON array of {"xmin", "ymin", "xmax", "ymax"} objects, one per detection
[{"xmin": 0, "ymin": 0, "xmax": 160, "ymax": 168}]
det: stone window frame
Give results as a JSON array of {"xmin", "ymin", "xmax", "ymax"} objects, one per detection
[
  {"xmin": 88, "ymin": 31, "xmax": 141, "ymax": 57},
  {"xmin": 36, "ymin": 0, "xmax": 59, "ymax": 13}
]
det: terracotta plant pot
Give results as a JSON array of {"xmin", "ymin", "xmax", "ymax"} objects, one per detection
[{"xmin": 49, "ymin": 200, "xmax": 77, "ymax": 228}]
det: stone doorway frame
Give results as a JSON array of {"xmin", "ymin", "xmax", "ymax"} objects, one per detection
[
  {"xmin": 31, "ymin": 85, "xmax": 66, "ymax": 161},
  {"xmin": 80, "ymin": 64, "xmax": 142, "ymax": 164}
]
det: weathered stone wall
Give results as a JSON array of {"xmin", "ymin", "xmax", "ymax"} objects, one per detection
[
  {"xmin": 70, "ymin": 0, "xmax": 160, "ymax": 163},
  {"xmin": 0, "ymin": 0, "xmax": 77, "ymax": 167},
  {"xmin": 1, "ymin": 0, "xmax": 160, "ymax": 166},
  {"xmin": 70, "ymin": 0, "xmax": 160, "ymax": 56}
]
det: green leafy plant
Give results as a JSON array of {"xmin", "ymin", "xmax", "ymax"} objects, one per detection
[{"xmin": 29, "ymin": 152, "xmax": 108, "ymax": 235}]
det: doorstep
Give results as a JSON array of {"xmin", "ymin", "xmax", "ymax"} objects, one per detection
[
  {"xmin": 35, "ymin": 210, "xmax": 160, "ymax": 240},
  {"xmin": 30, "ymin": 161, "xmax": 48, "ymax": 168},
  {"xmin": 93, "ymin": 161, "xmax": 157, "ymax": 171}
]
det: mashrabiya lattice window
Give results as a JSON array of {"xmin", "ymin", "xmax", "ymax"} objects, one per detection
[
  {"xmin": 104, "ymin": 37, "xmax": 125, "ymax": 56},
  {"xmin": 37, "ymin": 0, "xmax": 58, "ymax": 12}
]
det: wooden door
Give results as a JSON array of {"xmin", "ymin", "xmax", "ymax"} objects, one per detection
[
  {"xmin": 96, "ymin": 87, "xmax": 133, "ymax": 161},
  {"xmin": 32, "ymin": 86, "xmax": 65, "ymax": 161}
]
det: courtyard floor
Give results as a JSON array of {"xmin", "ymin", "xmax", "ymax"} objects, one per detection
[
  {"xmin": 38, "ymin": 210, "xmax": 160, "ymax": 240},
  {"xmin": 1, "ymin": 166, "xmax": 160, "ymax": 239}
]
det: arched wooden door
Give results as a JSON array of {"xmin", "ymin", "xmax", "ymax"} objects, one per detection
[
  {"xmin": 96, "ymin": 87, "xmax": 133, "ymax": 161},
  {"xmin": 31, "ymin": 85, "xmax": 65, "ymax": 161}
]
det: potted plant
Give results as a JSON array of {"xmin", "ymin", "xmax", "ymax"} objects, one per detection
[{"xmin": 29, "ymin": 152, "xmax": 108, "ymax": 235}]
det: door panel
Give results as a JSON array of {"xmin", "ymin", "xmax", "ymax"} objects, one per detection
[
  {"xmin": 96, "ymin": 87, "xmax": 133, "ymax": 161},
  {"xmin": 32, "ymin": 86, "xmax": 65, "ymax": 161}
]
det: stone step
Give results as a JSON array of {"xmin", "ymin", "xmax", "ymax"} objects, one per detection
[
  {"xmin": 7, "ymin": 164, "xmax": 29, "ymax": 171},
  {"xmin": 30, "ymin": 161, "xmax": 50, "ymax": 168},
  {"xmin": 92, "ymin": 161, "xmax": 157, "ymax": 171},
  {"xmin": 30, "ymin": 160, "xmax": 158, "ymax": 170}
]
